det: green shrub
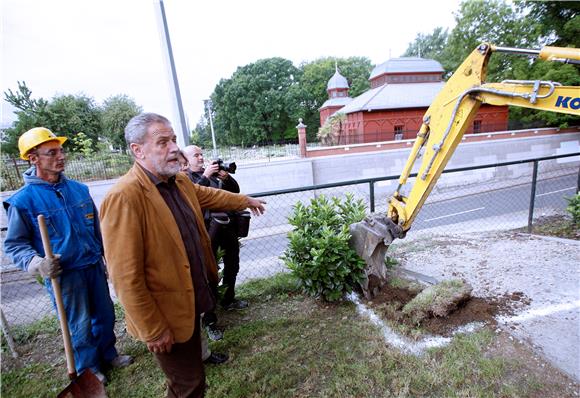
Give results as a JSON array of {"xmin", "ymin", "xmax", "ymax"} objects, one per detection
[
  {"xmin": 281, "ymin": 193, "xmax": 367, "ymax": 301},
  {"xmin": 565, "ymin": 193, "xmax": 580, "ymax": 225}
]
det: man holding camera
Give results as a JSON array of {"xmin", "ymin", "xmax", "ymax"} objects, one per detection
[{"xmin": 181, "ymin": 146, "xmax": 248, "ymax": 335}]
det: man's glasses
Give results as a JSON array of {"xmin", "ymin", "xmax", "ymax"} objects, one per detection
[{"xmin": 34, "ymin": 148, "xmax": 66, "ymax": 158}]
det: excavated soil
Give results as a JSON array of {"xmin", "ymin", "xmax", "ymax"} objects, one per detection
[{"xmin": 364, "ymin": 285, "xmax": 532, "ymax": 336}]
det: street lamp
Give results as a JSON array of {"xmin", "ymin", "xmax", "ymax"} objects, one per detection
[{"xmin": 204, "ymin": 99, "xmax": 218, "ymax": 159}]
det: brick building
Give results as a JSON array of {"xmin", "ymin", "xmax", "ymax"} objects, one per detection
[{"xmin": 319, "ymin": 57, "xmax": 509, "ymax": 144}]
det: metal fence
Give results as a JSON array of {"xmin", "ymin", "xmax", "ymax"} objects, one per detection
[
  {"xmin": 1, "ymin": 153, "xmax": 578, "ymax": 350},
  {"xmin": 0, "ymin": 144, "xmax": 304, "ymax": 191}
]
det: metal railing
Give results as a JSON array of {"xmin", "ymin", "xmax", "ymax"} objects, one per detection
[{"xmin": 1, "ymin": 153, "xmax": 578, "ymax": 351}]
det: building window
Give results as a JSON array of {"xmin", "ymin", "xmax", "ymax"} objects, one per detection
[
  {"xmin": 394, "ymin": 125, "xmax": 404, "ymax": 140},
  {"xmin": 473, "ymin": 120, "xmax": 482, "ymax": 134}
]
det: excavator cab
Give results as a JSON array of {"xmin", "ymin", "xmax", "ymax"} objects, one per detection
[{"xmin": 349, "ymin": 43, "xmax": 580, "ymax": 298}]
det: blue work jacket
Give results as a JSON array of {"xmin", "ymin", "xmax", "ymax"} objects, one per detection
[{"xmin": 3, "ymin": 166, "xmax": 103, "ymax": 272}]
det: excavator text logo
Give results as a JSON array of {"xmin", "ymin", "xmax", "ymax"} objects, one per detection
[{"xmin": 555, "ymin": 96, "xmax": 580, "ymax": 110}]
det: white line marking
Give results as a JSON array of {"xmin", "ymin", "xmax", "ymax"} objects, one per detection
[
  {"xmin": 536, "ymin": 187, "xmax": 575, "ymax": 197},
  {"xmin": 424, "ymin": 207, "xmax": 485, "ymax": 222},
  {"xmin": 347, "ymin": 292, "xmax": 483, "ymax": 356},
  {"xmin": 497, "ymin": 300, "xmax": 580, "ymax": 323}
]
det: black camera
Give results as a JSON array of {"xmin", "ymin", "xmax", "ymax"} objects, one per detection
[{"xmin": 213, "ymin": 158, "xmax": 237, "ymax": 174}]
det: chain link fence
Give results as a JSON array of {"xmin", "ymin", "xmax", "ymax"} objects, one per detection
[
  {"xmin": 0, "ymin": 144, "xmax": 303, "ymax": 191},
  {"xmin": 1, "ymin": 154, "xmax": 578, "ymax": 352}
]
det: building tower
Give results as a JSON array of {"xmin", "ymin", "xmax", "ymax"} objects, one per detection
[{"xmin": 319, "ymin": 62, "xmax": 353, "ymax": 125}]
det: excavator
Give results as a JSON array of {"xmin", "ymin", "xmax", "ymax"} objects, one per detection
[{"xmin": 349, "ymin": 43, "xmax": 580, "ymax": 299}]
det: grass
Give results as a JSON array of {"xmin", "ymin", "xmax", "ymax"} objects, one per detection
[
  {"xmin": 2, "ymin": 272, "xmax": 570, "ymax": 397},
  {"xmin": 525, "ymin": 215, "xmax": 579, "ymax": 240}
]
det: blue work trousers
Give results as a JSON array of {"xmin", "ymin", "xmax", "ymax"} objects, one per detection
[{"xmin": 45, "ymin": 263, "xmax": 117, "ymax": 374}]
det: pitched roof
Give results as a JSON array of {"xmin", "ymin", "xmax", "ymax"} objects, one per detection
[
  {"xmin": 320, "ymin": 97, "xmax": 353, "ymax": 110},
  {"xmin": 327, "ymin": 70, "xmax": 349, "ymax": 90},
  {"xmin": 370, "ymin": 57, "xmax": 444, "ymax": 80},
  {"xmin": 334, "ymin": 81, "xmax": 445, "ymax": 114}
]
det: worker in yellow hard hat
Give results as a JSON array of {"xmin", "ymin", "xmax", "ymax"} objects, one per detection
[
  {"xmin": 17, "ymin": 127, "xmax": 68, "ymax": 161},
  {"xmin": 4, "ymin": 127, "xmax": 133, "ymax": 383}
]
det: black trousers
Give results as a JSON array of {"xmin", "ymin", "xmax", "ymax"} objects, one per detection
[{"xmin": 212, "ymin": 226, "xmax": 240, "ymax": 305}]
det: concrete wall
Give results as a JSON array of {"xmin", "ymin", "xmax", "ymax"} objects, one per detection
[{"xmin": 233, "ymin": 132, "xmax": 580, "ymax": 195}]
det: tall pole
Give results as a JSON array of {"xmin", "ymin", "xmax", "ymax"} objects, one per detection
[
  {"xmin": 205, "ymin": 99, "xmax": 218, "ymax": 159},
  {"xmin": 154, "ymin": 0, "xmax": 189, "ymax": 148}
]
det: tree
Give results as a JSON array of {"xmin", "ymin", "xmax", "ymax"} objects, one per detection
[
  {"xmin": 211, "ymin": 57, "xmax": 300, "ymax": 146},
  {"xmin": 402, "ymin": 0, "xmax": 578, "ymax": 128},
  {"xmin": 2, "ymin": 82, "xmax": 50, "ymax": 156},
  {"xmin": 517, "ymin": 1, "xmax": 580, "ymax": 47},
  {"xmin": 42, "ymin": 94, "xmax": 102, "ymax": 153},
  {"xmin": 441, "ymin": 0, "xmax": 539, "ymax": 81},
  {"xmin": 191, "ymin": 115, "xmax": 213, "ymax": 148},
  {"xmin": 287, "ymin": 57, "xmax": 373, "ymax": 141},
  {"xmin": 101, "ymin": 94, "xmax": 142, "ymax": 151},
  {"xmin": 317, "ymin": 113, "xmax": 347, "ymax": 146},
  {"xmin": 403, "ymin": 27, "xmax": 449, "ymax": 60}
]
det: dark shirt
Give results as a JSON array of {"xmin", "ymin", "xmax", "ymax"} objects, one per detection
[{"xmin": 140, "ymin": 165, "xmax": 215, "ymax": 315}]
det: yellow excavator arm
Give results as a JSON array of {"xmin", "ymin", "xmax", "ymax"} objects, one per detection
[{"xmin": 350, "ymin": 43, "xmax": 580, "ymax": 298}]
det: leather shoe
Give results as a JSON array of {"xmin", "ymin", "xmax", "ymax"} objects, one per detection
[
  {"xmin": 222, "ymin": 299, "xmax": 248, "ymax": 310},
  {"xmin": 206, "ymin": 324, "xmax": 223, "ymax": 341},
  {"xmin": 110, "ymin": 355, "xmax": 134, "ymax": 368},
  {"xmin": 203, "ymin": 352, "xmax": 229, "ymax": 365}
]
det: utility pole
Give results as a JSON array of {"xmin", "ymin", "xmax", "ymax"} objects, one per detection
[
  {"xmin": 154, "ymin": 0, "xmax": 189, "ymax": 148},
  {"xmin": 204, "ymin": 99, "xmax": 218, "ymax": 159}
]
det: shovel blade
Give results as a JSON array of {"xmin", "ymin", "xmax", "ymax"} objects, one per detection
[{"xmin": 57, "ymin": 371, "xmax": 107, "ymax": 398}]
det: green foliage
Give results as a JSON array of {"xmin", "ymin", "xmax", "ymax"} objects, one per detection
[
  {"xmin": 212, "ymin": 58, "xmax": 300, "ymax": 146},
  {"xmin": 403, "ymin": 0, "xmax": 579, "ymax": 128},
  {"xmin": 101, "ymin": 94, "xmax": 142, "ymax": 151},
  {"xmin": 44, "ymin": 94, "xmax": 102, "ymax": 153},
  {"xmin": 71, "ymin": 132, "xmax": 93, "ymax": 157},
  {"xmin": 403, "ymin": 27, "xmax": 449, "ymax": 59},
  {"xmin": 565, "ymin": 193, "xmax": 580, "ymax": 225},
  {"xmin": 442, "ymin": 0, "xmax": 538, "ymax": 81},
  {"xmin": 281, "ymin": 193, "xmax": 367, "ymax": 301},
  {"xmin": 2, "ymin": 81, "xmax": 50, "ymax": 156},
  {"xmin": 3, "ymin": 82, "xmax": 143, "ymax": 157},
  {"xmin": 517, "ymin": 1, "xmax": 580, "ymax": 47}
]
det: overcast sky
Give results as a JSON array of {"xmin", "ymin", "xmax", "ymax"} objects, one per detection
[{"xmin": 1, "ymin": 0, "xmax": 462, "ymax": 131}]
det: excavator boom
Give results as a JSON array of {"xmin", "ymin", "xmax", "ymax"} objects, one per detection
[{"xmin": 350, "ymin": 43, "xmax": 580, "ymax": 298}]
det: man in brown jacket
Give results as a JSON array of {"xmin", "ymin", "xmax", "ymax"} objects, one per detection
[{"xmin": 99, "ymin": 113, "xmax": 265, "ymax": 397}]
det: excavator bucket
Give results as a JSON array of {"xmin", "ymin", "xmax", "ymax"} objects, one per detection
[{"xmin": 349, "ymin": 214, "xmax": 403, "ymax": 299}]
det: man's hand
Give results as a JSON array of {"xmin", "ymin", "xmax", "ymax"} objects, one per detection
[
  {"xmin": 216, "ymin": 170, "xmax": 230, "ymax": 180},
  {"xmin": 203, "ymin": 163, "xmax": 220, "ymax": 178},
  {"xmin": 247, "ymin": 197, "xmax": 266, "ymax": 216},
  {"xmin": 28, "ymin": 254, "xmax": 62, "ymax": 278},
  {"xmin": 147, "ymin": 329, "xmax": 174, "ymax": 354}
]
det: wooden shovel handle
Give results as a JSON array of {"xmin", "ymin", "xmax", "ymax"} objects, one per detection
[{"xmin": 37, "ymin": 215, "xmax": 77, "ymax": 379}]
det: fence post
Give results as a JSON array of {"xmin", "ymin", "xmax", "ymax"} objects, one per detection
[
  {"xmin": 527, "ymin": 160, "xmax": 539, "ymax": 233},
  {"xmin": 576, "ymin": 164, "xmax": 580, "ymax": 194},
  {"xmin": 369, "ymin": 180, "xmax": 375, "ymax": 213},
  {"xmin": 297, "ymin": 119, "xmax": 307, "ymax": 158}
]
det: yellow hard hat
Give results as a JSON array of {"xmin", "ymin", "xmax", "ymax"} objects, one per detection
[{"xmin": 18, "ymin": 127, "xmax": 67, "ymax": 160}]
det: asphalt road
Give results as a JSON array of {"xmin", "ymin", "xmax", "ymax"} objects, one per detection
[{"xmin": 240, "ymin": 173, "xmax": 577, "ymax": 264}]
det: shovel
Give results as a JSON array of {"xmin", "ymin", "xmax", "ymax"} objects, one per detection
[{"xmin": 37, "ymin": 215, "xmax": 107, "ymax": 398}]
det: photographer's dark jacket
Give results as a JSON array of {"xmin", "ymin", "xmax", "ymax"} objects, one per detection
[
  {"xmin": 187, "ymin": 170, "xmax": 240, "ymax": 224},
  {"xmin": 188, "ymin": 170, "xmax": 239, "ymax": 194}
]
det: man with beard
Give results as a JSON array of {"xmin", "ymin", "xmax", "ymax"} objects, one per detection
[
  {"xmin": 100, "ymin": 113, "xmax": 265, "ymax": 397},
  {"xmin": 3, "ymin": 127, "xmax": 133, "ymax": 384}
]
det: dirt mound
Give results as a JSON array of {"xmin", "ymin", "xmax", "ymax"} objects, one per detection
[{"xmin": 365, "ymin": 285, "xmax": 531, "ymax": 336}]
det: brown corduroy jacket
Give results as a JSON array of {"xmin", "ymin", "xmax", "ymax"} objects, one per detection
[{"xmin": 100, "ymin": 163, "xmax": 249, "ymax": 343}]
